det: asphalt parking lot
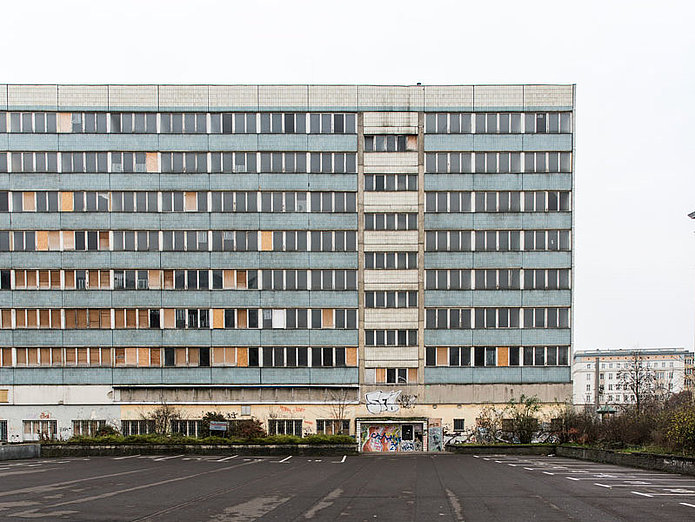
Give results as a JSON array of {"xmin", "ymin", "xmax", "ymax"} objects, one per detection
[{"xmin": 0, "ymin": 453, "xmax": 694, "ymax": 520}]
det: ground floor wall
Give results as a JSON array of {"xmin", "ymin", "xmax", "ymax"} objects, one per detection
[{"xmin": 0, "ymin": 382, "xmax": 572, "ymax": 446}]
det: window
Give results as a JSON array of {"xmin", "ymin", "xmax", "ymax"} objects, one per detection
[
  {"xmin": 365, "ymin": 174, "xmax": 417, "ymax": 192},
  {"xmin": 160, "ymin": 113, "xmax": 206, "ymax": 133},
  {"xmin": 23, "ymin": 420, "xmax": 57, "ymax": 441},
  {"xmin": 72, "ymin": 420, "xmax": 106, "ymax": 437},
  {"xmin": 316, "ymin": 419, "xmax": 350, "ymax": 435},
  {"xmin": 364, "ymin": 330, "xmax": 417, "ymax": 346},
  {"xmin": 453, "ymin": 419, "xmax": 465, "ymax": 432},
  {"xmin": 309, "ymin": 113, "xmax": 356, "ymax": 134},
  {"xmin": 364, "ymin": 213, "xmax": 417, "ymax": 231},
  {"xmin": 121, "ymin": 420, "xmax": 156, "ymax": 436},
  {"xmin": 365, "ymin": 291, "xmax": 417, "ymax": 308},
  {"xmin": 171, "ymin": 420, "xmax": 202, "ymax": 437},
  {"xmin": 269, "ymin": 419, "xmax": 302, "ymax": 436},
  {"xmin": 364, "ymin": 135, "xmax": 415, "ymax": 152}
]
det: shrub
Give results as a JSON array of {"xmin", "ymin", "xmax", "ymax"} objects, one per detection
[{"xmin": 667, "ymin": 406, "xmax": 695, "ymax": 452}]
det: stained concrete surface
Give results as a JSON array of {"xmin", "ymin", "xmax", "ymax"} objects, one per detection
[{"xmin": 0, "ymin": 454, "xmax": 694, "ymax": 520}]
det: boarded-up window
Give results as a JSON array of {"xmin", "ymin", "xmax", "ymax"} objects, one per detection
[
  {"xmin": 40, "ymin": 348, "xmax": 50, "ymax": 365},
  {"xmin": 0, "ymin": 389, "xmax": 7, "ymax": 402},
  {"xmin": 2, "ymin": 348, "xmax": 13, "ymax": 366},
  {"xmin": 23, "ymin": 192, "xmax": 36, "ymax": 211},
  {"xmin": 15, "ymin": 271, "xmax": 26, "ymax": 288},
  {"xmin": 322, "ymin": 309, "xmax": 333, "ymax": 328},
  {"xmin": 125, "ymin": 348, "xmax": 137, "ymax": 366},
  {"xmin": 100, "ymin": 309, "xmax": 111, "ymax": 328},
  {"xmin": 1, "ymin": 310, "xmax": 11, "ymax": 328},
  {"xmin": 88, "ymin": 309, "xmax": 101, "ymax": 328},
  {"xmin": 16, "ymin": 348, "xmax": 27, "ymax": 365},
  {"xmin": 437, "ymin": 347, "xmax": 448, "ymax": 366},
  {"xmin": 64, "ymin": 309, "xmax": 76, "ymax": 328},
  {"xmin": 150, "ymin": 347, "xmax": 161, "ymax": 367},
  {"xmin": 48, "ymin": 231, "xmax": 60, "ymax": 251},
  {"xmin": 163, "ymin": 309, "xmax": 175, "ymax": 328},
  {"xmin": 146, "ymin": 152, "xmax": 158, "ymax": 173},
  {"xmin": 114, "ymin": 309, "xmax": 125, "ymax": 329},
  {"xmin": 39, "ymin": 309, "xmax": 50, "ymax": 328},
  {"xmin": 376, "ymin": 368, "xmax": 386, "ymax": 383},
  {"xmin": 64, "ymin": 271, "xmax": 75, "ymax": 288},
  {"xmin": 175, "ymin": 347, "xmax": 187, "ymax": 366},
  {"xmin": 184, "ymin": 192, "xmax": 197, "ymax": 211},
  {"xmin": 137, "ymin": 347, "xmax": 150, "ymax": 367},
  {"xmin": 61, "ymin": 192, "xmax": 73, "ymax": 211},
  {"xmin": 27, "ymin": 348, "xmax": 38, "ymax": 365},
  {"xmin": 237, "ymin": 347, "xmax": 248, "ymax": 367},
  {"xmin": 237, "ymin": 309, "xmax": 247, "ymax": 328},
  {"xmin": 408, "ymin": 368, "xmax": 417, "ymax": 382},
  {"xmin": 223, "ymin": 270, "xmax": 235, "ymax": 289},
  {"xmin": 212, "ymin": 309, "xmax": 224, "ymax": 329},
  {"xmin": 26, "ymin": 309, "xmax": 38, "ymax": 328},
  {"xmin": 101, "ymin": 348, "xmax": 111, "ymax": 366},
  {"xmin": 260, "ymin": 231, "xmax": 273, "ymax": 251},
  {"xmin": 65, "ymin": 348, "xmax": 77, "ymax": 365},
  {"xmin": 89, "ymin": 271, "xmax": 99, "ymax": 288},
  {"xmin": 114, "ymin": 348, "xmax": 125, "ymax": 366},
  {"xmin": 77, "ymin": 348, "xmax": 88, "ymax": 365},
  {"xmin": 188, "ymin": 347, "xmax": 199, "ymax": 366},
  {"xmin": 125, "ymin": 309, "xmax": 137, "ymax": 328},
  {"xmin": 51, "ymin": 309, "xmax": 61, "ymax": 328},
  {"xmin": 497, "ymin": 346, "xmax": 509, "ymax": 367},
  {"xmin": 100, "ymin": 270, "xmax": 110, "ymax": 288},
  {"xmin": 36, "ymin": 231, "xmax": 48, "ymax": 251},
  {"xmin": 16, "ymin": 309, "xmax": 26, "ymax": 328},
  {"xmin": 99, "ymin": 232, "xmax": 110, "ymax": 250},
  {"xmin": 76, "ymin": 309, "xmax": 88, "ymax": 328},
  {"xmin": 63, "ymin": 231, "xmax": 75, "ymax": 250},
  {"xmin": 52, "ymin": 348, "xmax": 62, "ymax": 365},
  {"xmin": 89, "ymin": 348, "xmax": 100, "ymax": 366},
  {"xmin": 345, "ymin": 347, "xmax": 357, "ymax": 366},
  {"xmin": 164, "ymin": 271, "xmax": 174, "ymax": 289},
  {"xmin": 39, "ymin": 270, "xmax": 50, "ymax": 288},
  {"xmin": 148, "ymin": 270, "xmax": 161, "ymax": 289},
  {"xmin": 26, "ymin": 271, "xmax": 37, "ymax": 288},
  {"xmin": 50, "ymin": 270, "xmax": 61, "ymax": 288},
  {"xmin": 138, "ymin": 309, "xmax": 149, "ymax": 328},
  {"xmin": 236, "ymin": 270, "xmax": 246, "ymax": 289}
]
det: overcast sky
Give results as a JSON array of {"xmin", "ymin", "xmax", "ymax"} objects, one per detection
[{"xmin": 4, "ymin": 0, "xmax": 695, "ymax": 352}]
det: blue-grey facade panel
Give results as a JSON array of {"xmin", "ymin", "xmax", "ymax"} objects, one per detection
[
  {"xmin": 0, "ymin": 290, "xmax": 12, "ymax": 307},
  {"xmin": 61, "ymin": 291, "xmax": 112, "ymax": 308},
  {"xmin": 160, "ymin": 291, "xmax": 211, "ymax": 308},
  {"xmin": 58, "ymin": 213, "xmax": 110, "ymax": 230},
  {"xmin": 158, "ymin": 135, "xmax": 209, "ymax": 151},
  {"xmin": 255, "ymin": 174, "xmax": 309, "ymax": 191},
  {"xmin": 161, "ymin": 367, "xmax": 213, "ymax": 384},
  {"xmin": 519, "ymin": 252, "xmax": 572, "ymax": 268},
  {"xmin": 471, "ymin": 329, "xmax": 523, "ymax": 345},
  {"xmin": 159, "ymin": 174, "xmax": 210, "ymax": 191},
  {"xmin": 0, "ymin": 368, "xmax": 14, "ymax": 385},
  {"xmin": 520, "ymin": 290, "xmax": 571, "ymax": 307},
  {"xmin": 109, "ymin": 252, "xmax": 162, "ymax": 269},
  {"xmin": 7, "ymin": 174, "xmax": 61, "ymax": 191},
  {"xmin": 309, "ymin": 330, "xmax": 358, "ymax": 346},
  {"xmin": 305, "ymin": 175, "xmax": 357, "ymax": 192},
  {"xmin": 308, "ymin": 291, "xmax": 357, "ymax": 308},
  {"xmin": 257, "ymin": 135, "xmax": 308, "ymax": 151},
  {"xmin": 7, "ymin": 134, "xmax": 59, "ymax": 151},
  {"xmin": 110, "ymin": 291, "xmax": 161, "ymax": 308},
  {"xmin": 59, "ymin": 252, "xmax": 111, "ymax": 269},
  {"xmin": 11, "ymin": 290, "xmax": 63, "ymax": 308},
  {"xmin": 12, "ymin": 330, "xmax": 63, "ymax": 347},
  {"xmin": 159, "ymin": 253, "xmax": 212, "ymax": 269},
  {"xmin": 210, "ymin": 330, "xmax": 261, "ymax": 345},
  {"xmin": 306, "ymin": 214, "xmax": 357, "ymax": 230},
  {"xmin": 209, "ymin": 291, "xmax": 261, "ymax": 308},
  {"xmin": 109, "ymin": 213, "xmax": 163, "ymax": 230},
  {"xmin": 62, "ymin": 330, "xmax": 113, "ymax": 346},
  {"xmin": 306, "ymin": 135, "xmax": 357, "ymax": 152},
  {"xmin": 424, "ymin": 366, "xmax": 570, "ymax": 384},
  {"xmin": 259, "ymin": 291, "xmax": 311, "ymax": 308},
  {"xmin": 306, "ymin": 367, "xmax": 358, "ymax": 384},
  {"xmin": 522, "ymin": 174, "xmax": 573, "ymax": 191},
  {"xmin": 208, "ymin": 135, "xmax": 259, "ymax": 151},
  {"xmin": 62, "ymin": 367, "xmax": 113, "ymax": 384},
  {"xmin": 59, "ymin": 135, "xmax": 160, "ymax": 151},
  {"xmin": 113, "ymin": 367, "xmax": 164, "ymax": 385},
  {"xmin": 161, "ymin": 329, "xmax": 212, "ymax": 346},
  {"xmin": 210, "ymin": 367, "xmax": 261, "ymax": 384},
  {"xmin": 520, "ymin": 329, "xmax": 571, "ymax": 345},
  {"xmin": 209, "ymin": 252, "xmax": 262, "ymax": 269},
  {"xmin": 521, "ymin": 134, "xmax": 572, "ymax": 151},
  {"xmin": 209, "ymin": 214, "xmax": 261, "ymax": 230},
  {"xmin": 112, "ymin": 330, "xmax": 163, "ymax": 346},
  {"xmin": 109, "ymin": 174, "xmax": 161, "ymax": 191},
  {"xmin": 424, "ymin": 329, "xmax": 473, "ymax": 346}
]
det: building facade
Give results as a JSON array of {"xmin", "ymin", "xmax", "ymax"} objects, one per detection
[
  {"xmin": 0, "ymin": 84, "xmax": 574, "ymax": 450},
  {"xmin": 572, "ymin": 347, "xmax": 692, "ymax": 407}
]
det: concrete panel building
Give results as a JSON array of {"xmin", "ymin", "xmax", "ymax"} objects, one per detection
[{"xmin": 0, "ymin": 84, "xmax": 574, "ymax": 450}]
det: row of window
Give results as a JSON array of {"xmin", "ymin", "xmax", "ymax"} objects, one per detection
[
  {"xmin": 364, "ymin": 251, "xmax": 418, "ymax": 270},
  {"xmin": 425, "ymin": 345, "xmax": 570, "ymax": 367},
  {"xmin": 425, "ymin": 269, "xmax": 571, "ymax": 290},
  {"xmin": 364, "ymin": 135, "xmax": 417, "ymax": 152},
  {"xmin": 2, "ymin": 269, "xmax": 259, "ymax": 290},
  {"xmin": 425, "ymin": 112, "xmax": 572, "ymax": 134},
  {"xmin": 426, "ymin": 152, "xmax": 572, "ymax": 174},
  {"xmin": 364, "ymin": 213, "xmax": 418, "ymax": 231},
  {"xmin": 0, "ymin": 112, "xmax": 356, "ymax": 135},
  {"xmin": 2, "ymin": 346, "xmax": 357, "ymax": 368},
  {"xmin": 260, "ymin": 270, "xmax": 356, "ymax": 291},
  {"xmin": 0, "ymin": 308, "xmax": 357, "ymax": 330},
  {"xmin": 0, "ymin": 152, "xmax": 357, "ymax": 174},
  {"xmin": 0, "ymin": 230, "xmax": 358, "ymax": 253},
  {"xmin": 365, "ymin": 329, "xmax": 418, "ymax": 346},
  {"xmin": 425, "ymin": 308, "xmax": 570, "ymax": 329},
  {"xmin": 365, "ymin": 174, "xmax": 418, "ymax": 192},
  {"xmin": 425, "ymin": 230, "xmax": 571, "ymax": 252},
  {"xmin": 425, "ymin": 191, "xmax": 571, "ymax": 213},
  {"xmin": 365, "ymin": 291, "xmax": 418, "ymax": 308}
]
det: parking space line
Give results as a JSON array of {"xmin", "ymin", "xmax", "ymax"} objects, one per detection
[
  {"xmin": 153, "ymin": 454, "xmax": 184, "ymax": 462},
  {"xmin": 216, "ymin": 455, "xmax": 238, "ymax": 462},
  {"xmin": 277, "ymin": 456, "xmax": 292, "ymax": 463},
  {"xmin": 333, "ymin": 455, "xmax": 347, "ymax": 464},
  {"xmin": 680, "ymin": 502, "xmax": 695, "ymax": 508},
  {"xmin": 113, "ymin": 454, "xmax": 141, "ymax": 460},
  {"xmin": 631, "ymin": 491, "xmax": 653, "ymax": 497}
]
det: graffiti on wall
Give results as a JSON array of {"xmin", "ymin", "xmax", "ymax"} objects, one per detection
[
  {"xmin": 361, "ymin": 425, "xmax": 402, "ymax": 452},
  {"xmin": 365, "ymin": 390, "xmax": 401, "ymax": 414}
]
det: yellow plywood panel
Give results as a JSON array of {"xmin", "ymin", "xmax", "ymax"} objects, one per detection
[
  {"xmin": 0, "ymin": 389, "xmax": 7, "ymax": 403},
  {"xmin": 497, "ymin": 347, "xmax": 509, "ymax": 367},
  {"xmin": 184, "ymin": 192, "xmax": 196, "ymax": 211},
  {"xmin": 146, "ymin": 152, "xmax": 158, "ymax": 173},
  {"xmin": 236, "ymin": 271, "xmax": 246, "ymax": 289},
  {"xmin": 260, "ymin": 231, "xmax": 273, "ymax": 251},
  {"xmin": 436, "ymin": 347, "xmax": 448, "ymax": 366},
  {"xmin": 137, "ymin": 347, "xmax": 150, "ymax": 367},
  {"xmin": 237, "ymin": 309, "xmax": 247, "ymax": 328},
  {"xmin": 237, "ymin": 347, "xmax": 248, "ymax": 367},
  {"xmin": 223, "ymin": 270, "xmax": 235, "ymax": 289},
  {"xmin": 212, "ymin": 309, "xmax": 224, "ymax": 329},
  {"xmin": 376, "ymin": 368, "xmax": 386, "ymax": 383},
  {"xmin": 48, "ymin": 231, "xmax": 60, "ymax": 251},
  {"xmin": 163, "ymin": 309, "xmax": 175, "ymax": 328},
  {"xmin": 23, "ymin": 192, "xmax": 36, "ymax": 211},
  {"xmin": 36, "ymin": 231, "xmax": 48, "ymax": 251},
  {"xmin": 63, "ymin": 231, "xmax": 75, "ymax": 250},
  {"xmin": 60, "ymin": 192, "xmax": 73, "ymax": 211},
  {"xmin": 58, "ymin": 112, "xmax": 72, "ymax": 133},
  {"xmin": 148, "ymin": 270, "xmax": 161, "ymax": 289},
  {"xmin": 322, "ymin": 309, "xmax": 333, "ymax": 328},
  {"xmin": 408, "ymin": 368, "xmax": 417, "ymax": 383},
  {"xmin": 345, "ymin": 347, "xmax": 357, "ymax": 366}
]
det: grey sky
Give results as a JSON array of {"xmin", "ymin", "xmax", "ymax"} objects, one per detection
[{"xmin": 3, "ymin": 0, "xmax": 695, "ymax": 351}]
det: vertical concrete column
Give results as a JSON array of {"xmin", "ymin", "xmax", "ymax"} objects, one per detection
[
  {"xmin": 417, "ymin": 112, "xmax": 425, "ymax": 386},
  {"xmin": 357, "ymin": 113, "xmax": 365, "ymax": 390}
]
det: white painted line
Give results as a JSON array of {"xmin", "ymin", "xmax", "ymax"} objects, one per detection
[
  {"xmin": 113, "ymin": 454, "xmax": 141, "ymax": 460},
  {"xmin": 315, "ymin": 459, "xmax": 322, "ymax": 462},
  {"xmin": 567, "ymin": 477, "xmax": 580, "ymax": 481},
  {"xmin": 543, "ymin": 472, "xmax": 554, "ymax": 476},
  {"xmin": 473, "ymin": 455, "xmax": 480, "ymax": 459},
  {"xmin": 332, "ymin": 455, "xmax": 347, "ymax": 464},
  {"xmin": 508, "ymin": 464, "xmax": 517, "ymax": 467},
  {"xmin": 632, "ymin": 491, "xmax": 653, "ymax": 497},
  {"xmin": 524, "ymin": 467, "xmax": 535, "ymax": 471},
  {"xmin": 680, "ymin": 503, "xmax": 695, "ymax": 508},
  {"xmin": 216, "ymin": 455, "xmax": 238, "ymax": 462},
  {"xmin": 278, "ymin": 455, "xmax": 292, "ymax": 463},
  {"xmin": 595, "ymin": 483, "xmax": 612, "ymax": 488},
  {"xmin": 153, "ymin": 454, "xmax": 184, "ymax": 462}
]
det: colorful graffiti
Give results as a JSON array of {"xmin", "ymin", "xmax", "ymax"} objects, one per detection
[{"xmin": 361, "ymin": 425, "xmax": 402, "ymax": 452}]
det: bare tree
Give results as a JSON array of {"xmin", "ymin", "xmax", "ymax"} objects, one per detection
[
  {"xmin": 142, "ymin": 398, "xmax": 181, "ymax": 436},
  {"xmin": 323, "ymin": 388, "xmax": 356, "ymax": 435},
  {"xmin": 617, "ymin": 351, "xmax": 662, "ymax": 414}
]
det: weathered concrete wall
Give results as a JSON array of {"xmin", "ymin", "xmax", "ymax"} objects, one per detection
[
  {"xmin": 0, "ymin": 443, "xmax": 40, "ymax": 460},
  {"xmin": 446, "ymin": 444, "xmax": 555, "ymax": 455},
  {"xmin": 41, "ymin": 444, "xmax": 357, "ymax": 458},
  {"xmin": 557, "ymin": 445, "xmax": 695, "ymax": 476}
]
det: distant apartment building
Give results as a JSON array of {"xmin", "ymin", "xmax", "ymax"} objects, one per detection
[
  {"xmin": 573, "ymin": 347, "xmax": 691, "ymax": 407},
  {"xmin": 0, "ymin": 84, "xmax": 574, "ymax": 451}
]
